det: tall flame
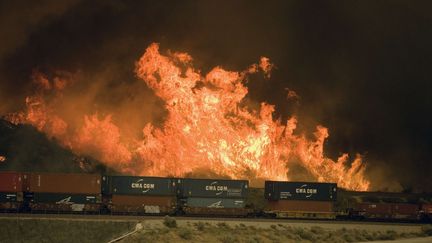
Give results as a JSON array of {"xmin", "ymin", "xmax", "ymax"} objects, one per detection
[{"xmin": 7, "ymin": 43, "xmax": 369, "ymax": 190}]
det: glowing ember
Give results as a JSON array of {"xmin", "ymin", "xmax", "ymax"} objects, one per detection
[
  {"xmin": 0, "ymin": 156, "xmax": 5, "ymax": 162},
  {"xmin": 7, "ymin": 43, "xmax": 369, "ymax": 190}
]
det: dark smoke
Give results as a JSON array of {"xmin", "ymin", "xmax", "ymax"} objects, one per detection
[{"xmin": 0, "ymin": 0, "xmax": 431, "ymax": 191}]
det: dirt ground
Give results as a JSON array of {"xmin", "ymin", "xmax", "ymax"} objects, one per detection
[
  {"xmin": 0, "ymin": 215, "xmax": 431, "ymax": 243},
  {"xmin": 119, "ymin": 217, "xmax": 432, "ymax": 243}
]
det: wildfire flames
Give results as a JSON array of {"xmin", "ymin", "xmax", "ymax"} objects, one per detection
[{"xmin": 6, "ymin": 43, "xmax": 369, "ymax": 190}]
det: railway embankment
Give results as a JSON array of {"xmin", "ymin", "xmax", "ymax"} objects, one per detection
[{"xmin": 0, "ymin": 215, "xmax": 431, "ymax": 242}]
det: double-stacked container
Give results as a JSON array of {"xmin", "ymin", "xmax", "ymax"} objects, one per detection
[
  {"xmin": 25, "ymin": 173, "xmax": 101, "ymax": 212},
  {"xmin": 102, "ymin": 175, "xmax": 177, "ymax": 214},
  {"xmin": 264, "ymin": 181, "xmax": 337, "ymax": 219},
  {"xmin": 0, "ymin": 171, "xmax": 26, "ymax": 211},
  {"xmin": 178, "ymin": 178, "xmax": 249, "ymax": 216}
]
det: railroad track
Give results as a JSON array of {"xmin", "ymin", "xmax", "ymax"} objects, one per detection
[{"xmin": 0, "ymin": 213, "xmax": 424, "ymax": 227}]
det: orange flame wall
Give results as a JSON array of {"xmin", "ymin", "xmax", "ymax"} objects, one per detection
[{"xmin": 8, "ymin": 43, "xmax": 369, "ymax": 191}]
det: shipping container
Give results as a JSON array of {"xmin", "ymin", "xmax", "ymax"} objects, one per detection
[
  {"xmin": 102, "ymin": 175, "xmax": 176, "ymax": 196},
  {"xmin": 352, "ymin": 202, "xmax": 419, "ymax": 220},
  {"xmin": 0, "ymin": 171, "xmax": 23, "ymax": 192},
  {"xmin": 27, "ymin": 193, "xmax": 100, "ymax": 212},
  {"xmin": 179, "ymin": 178, "xmax": 248, "ymax": 198},
  {"xmin": 265, "ymin": 181, "xmax": 337, "ymax": 201},
  {"xmin": 184, "ymin": 197, "xmax": 245, "ymax": 208},
  {"xmin": 28, "ymin": 202, "xmax": 100, "ymax": 212},
  {"xmin": 391, "ymin": 203, "xmax": 419, "ymax": 219},
  {"xmin": 29, "ymin": 193, "xmax": 99, "ymax": 204},
  {"xmin": 28, "ymin": 173, "xmax": 101, "ymax": 194},
  {"xmin": 109, "ymin": 195, "xmax": 176, "ymax": 214}
]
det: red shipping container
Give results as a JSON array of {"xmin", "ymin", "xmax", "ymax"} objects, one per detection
[
  {"xmin": 391, "ymin": 203, "xmax": 418, "ymax": 216},
  {"xmin": 28, "ymin": 173, "xmax": 101, "ymax": 194},
  {"xmin": 0, "ymin": 172, "xmax": 23, "ymax": 192}
]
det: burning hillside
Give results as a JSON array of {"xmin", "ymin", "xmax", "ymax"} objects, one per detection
[
  {"xmin": 6, "ymin": 43, "xmax": 369, "ymax": 190},
  {"xmin": 0, "ymin": 118, "xmax": 108, "ymax": 173}
]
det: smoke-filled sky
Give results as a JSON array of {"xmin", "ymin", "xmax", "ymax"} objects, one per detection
[{"xmin": 0, "ymin": 0, "xmax": 431, "ymax": 191}]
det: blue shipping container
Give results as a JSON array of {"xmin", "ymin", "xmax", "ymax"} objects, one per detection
[{"xmin": 102, "ymin": 175, "xmax": 177, "ymax": 196}]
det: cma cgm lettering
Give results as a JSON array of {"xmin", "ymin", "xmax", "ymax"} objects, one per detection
[
  {"xmin": 180, "ymin": 179, "xmax": 248, "ymax": 198},
  {"xmin": 295, "ymin": 188, "xmax": 318, "ymax": 194},
  {"xmin": 131, "ymin": 183, "xmax": 155, "ymax": 189},
  {"xmin": 205, "ymin": 185, "xmax": 228, "ymax": 191}
]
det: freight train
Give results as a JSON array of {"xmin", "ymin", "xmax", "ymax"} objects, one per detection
[{"xmin": 0, "ymin": 171, "xmax": 431, "ymax": 223}]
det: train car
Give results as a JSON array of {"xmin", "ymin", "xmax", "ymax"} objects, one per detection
[
  {"xmin": 102, "ymin": 175, "xmax": 177, "ymax": 215},
  {"xmin": 0, "ymin": 171, "xmax": 26, "ymax": 211},
  {"xmin": 264, "ymin": 181, "xmax": 337, "ymax": 219},
  {"xmin": 338, "ymin": 190, "xmax": 430, "ymax": 221},
  {"xmin": 178, "ymin": 178, "xmax": 250, "ymax": 216},
  {"xmin": 25, "ymin": 172, "xmax": 101, "ymax": 213},
  {"xmin": 2, "ymin": 169, "xmax": 432, "ymax": 222},
  {"xmin": 349, "ymin": 202, "xmax": 419, "ymax": 221}
]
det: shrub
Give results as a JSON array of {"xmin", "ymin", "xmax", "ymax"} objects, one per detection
[
  {"xmin": 217, "ymin": 222, "xmax": 228, "ymax": 227},
  {"xmin": 252, "ymin": 236, "xmax": 262, "ymax": 243},
  {"xmin": 196, "ymin": 221, "xmax": 205, "ymax": 231},
  {"xmin": 219, "ymin": 235, "xmax": 239, "ymax": 243},
  {"xmin": 163, "ymin": 216, "xmax": 177, "ymax": 228},
  {"xmin": 217, "ymin": 222, "xmax": 231, "ymax": 229},
  {"xmin": 386, "ymin": 230, "xmax": 398, "ymax": 240},
  {"xmin": 310, "ymin": 226, "xmax": 325, "ymax": 235},
  {"xmin": 378, "ymin": 231, "xmax": 396, "ymax": 241},
  {"xmin": 343, "ymin": 233, "xmax": 356, "ymax": 242},
  {"xmin": 284, "ymin": 232, "xmax": 297, "ymax": 240},
  {"xmin": 360, "ymin": 230, "xmax": 374, "ymax": 241},
  {"xmin": 298, "ymin": 230, "xmax": 315, "ymax": 241},
  {"xmin": 178, "ymin": 228, "xmax": 192, "ymax": 240},
  {"xmin": 158, "ymin": 227, "xmax": 169, "ymax": 234},
  {"xmin": 422, "ymin": 225, "xmax": 432, "ymax": 236}
]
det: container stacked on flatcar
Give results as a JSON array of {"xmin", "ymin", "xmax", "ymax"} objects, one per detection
[
  {"xmin": 0, "ymin": 172, "xmax": 25, "ymax": 211},
  {"xmin": 178, "ymin": 178, "xmax": 250, "ymax": 216},
  {"xmin": 25, "ymin": 173, "xmax": 101, "ymax": 213},
  {"xmin": 102, "ymin": 175, "xmax": 177, "ymax": 214},
  {"xmin": 264, "ymin": 181, "xmax": 337, "ymax": 219}
]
